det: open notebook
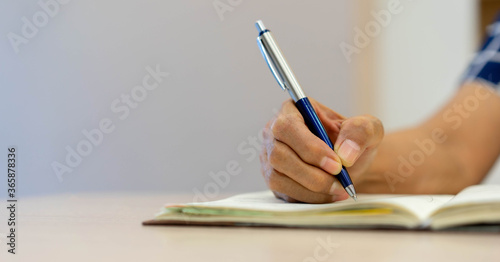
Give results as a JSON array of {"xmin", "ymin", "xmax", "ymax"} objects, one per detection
[{"xmin": 143, "ymin": 185, "xmax": 500, "ymax": 230}]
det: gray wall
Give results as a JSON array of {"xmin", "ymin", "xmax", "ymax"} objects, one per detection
[{"xmin": 1, "ymin": 0, "xmax": 353, "ymax": 198}]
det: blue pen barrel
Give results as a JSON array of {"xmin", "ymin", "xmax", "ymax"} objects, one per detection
[{"xmin": 295, "ymin": 97, "xmax": 353, "ymax": 188}]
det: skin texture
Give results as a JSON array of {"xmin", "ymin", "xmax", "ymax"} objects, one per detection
[{"xmin": 260, "ymin": 82, "xmax": 500, "ymax": 203}]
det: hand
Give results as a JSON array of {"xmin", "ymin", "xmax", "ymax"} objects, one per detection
[{"xmin": 260, "ymin": 98, "xmax": 384, "ymax": 203}]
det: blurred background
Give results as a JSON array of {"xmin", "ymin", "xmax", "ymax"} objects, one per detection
[{"xmin": 0, "ymin": 0, "xmax": 499, "ymax": 198}]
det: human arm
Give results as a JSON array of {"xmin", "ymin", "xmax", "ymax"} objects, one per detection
[{"xmin": 359, "ymin": 82, "xmax": 500, "ymax": 194}]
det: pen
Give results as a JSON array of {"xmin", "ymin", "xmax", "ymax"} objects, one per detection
[{"xmin": 255, "ymin": 20, "xmax": 357, "ymax": 201}]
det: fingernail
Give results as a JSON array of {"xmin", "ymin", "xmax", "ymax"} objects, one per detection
[
  {"xmin": 338, "ymin": 139, "xmax": 360, "ymax": 166},
  {"xmin": 320, "ymin": 157, "xmax": 342, "ymax": 175},
  {"xmin": 329, "ymin": 181, "xmax": 340, "ymax": 195}
]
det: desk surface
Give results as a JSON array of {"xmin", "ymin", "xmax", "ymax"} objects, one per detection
[{"xmin": 0, "ymin": 192, "xmax": 499, "ymax": 262}]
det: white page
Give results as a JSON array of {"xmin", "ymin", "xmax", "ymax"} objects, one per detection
[
  {"xmin": 181, "ymin": 191, "xmax": 452, "ymax": 219},
  {"xmin": 437, "ymin": 184, "xmax": 500, "ymax": 209},
  {"xmin": 369, "ymin": 195, "xmax": 452, "ymax": 221}
]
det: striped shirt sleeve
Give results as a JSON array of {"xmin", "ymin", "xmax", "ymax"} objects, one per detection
[{"xmin": 463, "ymin": 13, "xmax": 500, "ymax": 88}]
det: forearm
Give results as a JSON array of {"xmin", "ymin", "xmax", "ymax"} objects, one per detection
[
  {"xmin": 357, "ymin": 127, "xmax": 469, "ymax": 194},
  {"xmin": 357, "ymin": 82, "xmax": 500, "ymax": 194}
]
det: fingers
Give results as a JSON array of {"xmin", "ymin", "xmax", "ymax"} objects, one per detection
[
  {"xmin": 260, "ymin": 147, "xmax": 349, "ymax": 203},
  {"xmin": 259, "ymin": 99, "xmax": 384, "ymax": 203},
  {"xmin": 334, "ymin": 115, "xmax": 384, "ymax": 167},
  {"xmin": 271, "ymin": 100, "xmax": 343, "ymax": 175},
  {"xmin": 265, "ymin": 139, "xmax": 345, "ymax": 196},
  {"xmin": 308, "ymin": 98, "xmax": 384, "ymax": 168},
  {"xmin": 269, "ymin": 170, "xmax": 349, "ymax": 204}
]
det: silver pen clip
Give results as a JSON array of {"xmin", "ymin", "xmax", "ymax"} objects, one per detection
[{"xmin": 257, "ymin": 36, "xmax": 287, "ymax": 91}]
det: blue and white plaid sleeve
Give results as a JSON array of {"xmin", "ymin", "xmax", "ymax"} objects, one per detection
[{"xmin": 463, "ymin": 14, "xmax": 500, "ymax": 88}]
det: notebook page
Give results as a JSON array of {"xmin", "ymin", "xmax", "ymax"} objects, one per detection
[
  {"xmin": 428, "ymin": 185, "xmax": 500, "ymax": 229},
  {"xmin": 368, "ymin": 195, "xmax": 452, "ymax": 221},
  {"xmin": 175, "ymin": 191, "xmax": 452, "ymax": 219},
  {"xmin": 181, "ymin": 191, "xmax": 349, "ymax": 213},
  {"xmin": 436, "ymin": 184, "xmax": 500, "ymax": 209}
]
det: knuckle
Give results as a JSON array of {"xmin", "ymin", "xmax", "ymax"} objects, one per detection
[
  {"xmin": 271, "ymin": 115, "xmax": 287, "ymax": 137},
  {"xmin": 350, "ymin": 117, "xmax": 367, "ymax": 131},
  {"xmin": 271, "ymin": 114, "xmax": 297, "ymax": 138},
  {"xmin": 361, "ymin": 115, "xmax": 384, "ymax": 138},
  {"xmin": 363, "ymin": 121, "xmax": 376, "ymax": 137},
  {"xmin": 281, "ymin": 99, "xmax": 292, "ymax": 108},
  {"xmin": 267, "ymin": 142, "xmax": 283, "ymax": 167},
  {"xmin": 267, "ymin": 170, "xmax": 282, "ymax": 191},
  {"xmin": 344, "ymin": 116, "xmax": 378, "ymax": 136},
  {"xmin": 373, "ymin": 116, "xmax": 385, "ymax": 137}
]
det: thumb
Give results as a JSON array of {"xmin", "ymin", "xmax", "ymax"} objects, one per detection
[{"xmin": 333, "ymin": 115, "xmax": 384, "ymax": 167}]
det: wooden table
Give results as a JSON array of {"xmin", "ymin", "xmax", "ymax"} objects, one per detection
[{"xmin": 1, "ymin": 193, "xmax": 498, "ymax": 262}]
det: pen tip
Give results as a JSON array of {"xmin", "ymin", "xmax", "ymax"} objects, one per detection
[{"xmin": 345, "ymin": 185, "xmax": 357, "ymax": 201}]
